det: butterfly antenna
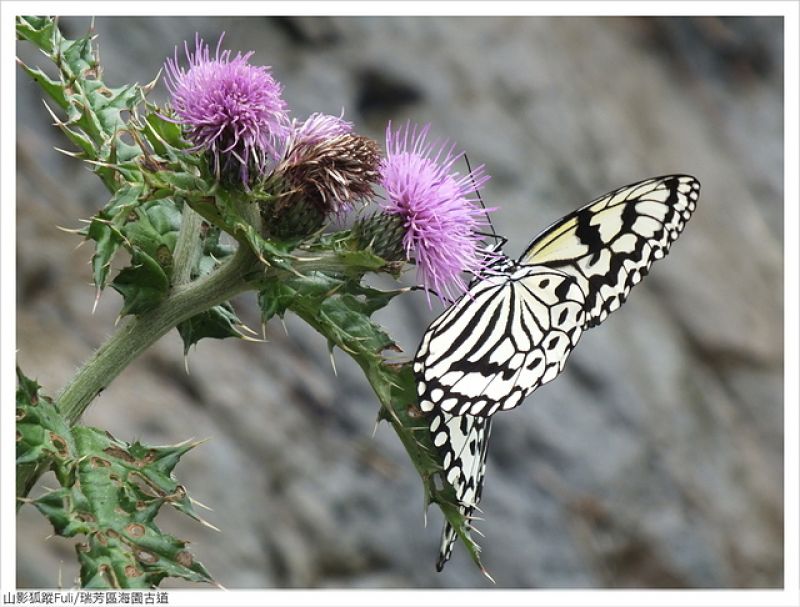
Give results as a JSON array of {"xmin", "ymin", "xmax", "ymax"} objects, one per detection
[
  {"xmin": 464, "ymin": 154, "xmax": 500, "ymax": 246},
  {"xmin": 410, "ymin": 284, "xmax": 454, "ymax": 306}
]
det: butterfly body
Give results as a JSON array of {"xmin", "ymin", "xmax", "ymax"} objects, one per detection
[{"xmin": 414, "ymin": 175, "xmax": 700, "ymax": 571}]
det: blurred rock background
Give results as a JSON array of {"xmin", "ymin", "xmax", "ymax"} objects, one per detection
[{"xmin": 16, "ymin": 16, "xmax": 783, "ymax": 588}]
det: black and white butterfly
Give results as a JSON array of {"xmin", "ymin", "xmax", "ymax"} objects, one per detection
[{"xmin": 413, "ymin": 175, "xmax": 700, "ymax": 571}]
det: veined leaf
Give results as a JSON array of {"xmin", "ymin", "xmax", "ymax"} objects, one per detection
[
  {"xmin": 17, "ymin": 367, "xmax": 214, "ymax": 588},
  {"xmin": 84, "ymin": 183, "xmax": 144, "ymax": 290},
  {"xmin": 111, "ymin": 248, "xmax": 169, "ymax": 317}
]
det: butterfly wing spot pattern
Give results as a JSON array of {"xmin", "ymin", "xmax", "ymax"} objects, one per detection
[
  {"xmin": 414, "ymin": 175, "xmax": 700, "ymax": 572},
  {"xmin": 522, "ymin": 175, "xmax": 700, "ymax": 328}
]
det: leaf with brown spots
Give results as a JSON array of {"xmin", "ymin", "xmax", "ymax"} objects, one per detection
[{"xmin": 17, "ymin": 373, "xmax": 215, "ymax": 589}]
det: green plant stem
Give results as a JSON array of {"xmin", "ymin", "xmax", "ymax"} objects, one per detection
[
  {"xmin": 17, "ymin": 244, "xmax": 259, "ymax": 503},
  {"xmin": 172, "ymin": 204, "xmax": 204, "ymax": 286},
  {"xmin": 60, "ymin": 245, "xmax": 257, "ymax": 424}
]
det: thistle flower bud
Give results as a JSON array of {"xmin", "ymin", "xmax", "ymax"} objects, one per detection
[
  {"xmin": 260, "ymin": 193, "xmax": 327, "ymax": 240},
  {"xmin": 261, "ymin": 132, "xmax": 381, "ymax": 239},
  {"xmin": 352, "ymin": 212, "xmax": 407, "ymax": 262}
]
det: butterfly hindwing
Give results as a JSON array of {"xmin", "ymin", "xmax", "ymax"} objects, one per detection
[
  {"xmin": 415, "ymin": 265, "xmax": 585, "ymax": 417},
  {"xmin": 521, "ymin": 175, "xmax": 700, "ymax": 327},
  {"xmin": 428, "ymin": 409, "xmax": 492, "ymax": 570}
]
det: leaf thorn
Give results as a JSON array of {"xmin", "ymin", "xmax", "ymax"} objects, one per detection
[
  {"xmin": 92, "ymin": 288, "xmax": 101, "ymax": 315},
  {"xmin": 237, "ymin": 321, "xmax": 259, "ymax": 336},
  {"xmin": 189, "ymin": 495, "xmax": 214, "ymax": 512},
  {"xmin": 198, "ymin": 517, "xmax": 221, "ymax": 533},
  {"xmin": 470, "ymin": 525, "xmax": 485, "ymax": 538},
  {"xmin": 481, "ymin": 567, "xmax": 496, "ymax": 584}
]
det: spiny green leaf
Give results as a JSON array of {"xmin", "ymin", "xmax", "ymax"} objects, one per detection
[
  {"xmin": 17, "ymin": 366, "xmax": 215, "ymax": 584},
  {"xmin": 331, "ymin": 249, "xmax": 388, "ymax": 274},
  {"xmin": 303, "ymin": 229, "xmax": 402, "ymax": 279},
  {"xmin": 28, "ymin": 422, "xmax": 213, "ymax": 588},
  {"xmin": 16, "ymin": 367, "xmax": 76, "ymax": 486},
  {"xmin": 155, "ymin": 167, "xmax": 212, "ymax": 195},
  {"xmin": 177, "ymin": 303, "xmax": 242, "ymax": 354},
  {"xmin": 257, "ymin": 279, "xmax": 295, "ymax": 324},
  {"xmin": 84, "ymin": 183, "xmax": 144, "ymax": 290},
  {"xmin": 101, "ymin": 198, "xmax": 180, "ymax": 316},
  {"xmin": 15, "ymin": 16, "xmax": 57, "ymax": 54},
  {"xmin": 16, "ymin": 61, "xmax": 68, "ymax": 110},
  {"xmin": 262, "ymin": 273, "xmax": 401, "ymax": 356},
  {"xmin": 16, "ymin": 365, "xmax": 46, "ymax": 406},
  {"xmin": 89, "ymin": 82, "xmax": 143, "ymax": 134},
  {"xmin": 52, "ymin": 111, "xmax": 96, "ymax": 157},
  {"xmin": 17, "ymin": 16, "xmax": 145, "ymax": 191},
  {"xmin": 111, "ymin": 248, "xmax": 169, "ymax": 317},
  {"xmin": 122, "ymin": 198, "xmax": 181, "ymax": 267},
  {"xmin": 84, "ymin": 190, "xmax": 180, "ymax": 291},
  {"xmin": 77, "ymin": 537, "xmax": 150, "ymax": 589},
  {"xmin": 75, "ymin": 529, "xmax": 212, "ymax": 588},
  {"xmin": 196, "ymin": 228, "xmax": 235, "ymax": 277},
  {"xmin": 176, "ymin": 223, "xmax": 242, "ymax": 353},
  {"xmin": 186, "ymin": 186, "xmax": 297, "ymax": 273},
  {"xmin": 58, "ymin": 29, "xmax": 97, "ymax": 75},
  {"xmin": 143, "ymin": 110, "xmax": 186, "ymax": 157}
]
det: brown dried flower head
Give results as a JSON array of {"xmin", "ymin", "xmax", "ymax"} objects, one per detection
[{"xmin": 280, "ymin": 133, "xmax": 381, "ymax": 214}]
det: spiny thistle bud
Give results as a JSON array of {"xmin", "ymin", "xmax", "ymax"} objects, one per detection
[
  {"xmin": 261, "ymin": 128, "xmax": 381, "ymax": 239},
  {"xmin": 352, "ymin": 212, "xmax": 407, "ymax": 262},
  {"xmin": 260, "ymin": 193, "xmax": 327, "ymax": 240}
]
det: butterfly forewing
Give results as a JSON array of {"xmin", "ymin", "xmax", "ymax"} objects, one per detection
[
  {"xmin": 521, "ymin": 175, "xmax": 700, "ymax": 327},
  {"xmin": 415, "ymin": 266, "xmax": 585, "ymax": 417}
]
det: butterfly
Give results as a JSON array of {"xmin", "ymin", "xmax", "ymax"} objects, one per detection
[{"xmin": 413, "ymin": 175, "xmax": 700, "ymax": 571}]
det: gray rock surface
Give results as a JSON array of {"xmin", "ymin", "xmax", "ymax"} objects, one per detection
[{"xmin": 16, "ymin": 16, "xmax": 783, "ymax": 588}]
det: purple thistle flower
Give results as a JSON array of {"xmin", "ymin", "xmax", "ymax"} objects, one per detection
[
  {"xmin": 164, "ymin": 34, "xmax": 290, "ymax": 186},
  {"xmin": 380, "ymin": 121, "xmax": 493, "ymax": 305}
]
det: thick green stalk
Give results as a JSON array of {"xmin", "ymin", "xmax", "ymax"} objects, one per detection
[
  {"xmin": 59, "ymin": 245, "xmax": 257, "ymax": 424},
  {"xmin": 17, "ymin": 245, "xmax": 259, "ymax": 502}
]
